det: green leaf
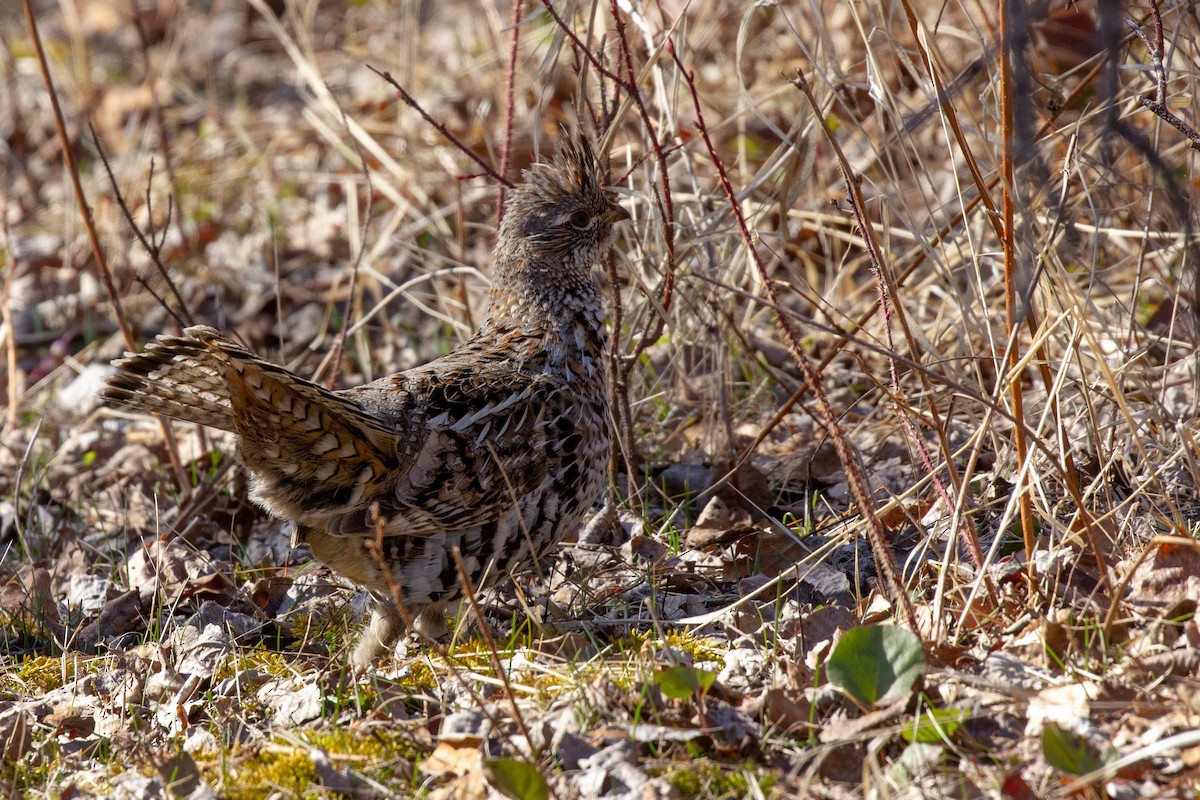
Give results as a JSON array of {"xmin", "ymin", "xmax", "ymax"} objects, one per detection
[
  {"xmin": 485, "ymin": 759, "xmax": 549, "ymax": 800},
  {"xmin": 900, "ymin": 707, "xmax": 968, "ymax": 743},
  {"xmin": 826, "ymin": 625, "xmax": 927, "ymax": 707},
  {"xmin": 655, "ymin": 665, "xmax": 717, "ymax": 700},
  {"xmin": 1042, "ymin": 724, "xmax": 1104, "ymax": 776}
]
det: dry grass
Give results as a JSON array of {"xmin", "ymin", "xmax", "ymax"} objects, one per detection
[{"xmin": 3, "ymin": 0, "xmax": 1200, "ymax": 797}]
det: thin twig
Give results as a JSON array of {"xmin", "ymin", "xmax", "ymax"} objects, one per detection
[
  {"xmin": 360, "ymin": 508, "xmax": 522, "ymax": 755},
  {"xmin": 732, "ymin": 21, "xmax": 1124, "ymax": 520},
  {"xmin": 674, "ymin": 44, "xmax": 917, "ymax": 631},
  {"xmin": 451, "ymin": 551, "xmax": 536, "ymax": 753},
  {"xmin": 90, "ymin": 127, "xmax": 193, "ymax": 328},
  {"xmin": 21, "ymin": 0, "xmax": 134, "ymax": 351},
  {"xmin": 539, "ymin": 0, "xmax": 632, "ymax": 93},
  {"xmin": 1135, "ymin": 0, "xmax": 1200, "ymax": 149},
  {"xmin": 606, "ymin": 2, "xmax": 680, "ymax": 498},
  {"xmin": 608, "ymin": 0, "xmax": 675, "ymax": 323},
  {"xmin": 0, "ymin": 233, "xmax": 18, "ymax": 432},
  {"xmin": 369, "ymin": 66, "xmax": 515, "ymax": 189},
  {"xmin": 783, "ymin": 66, "xmax": 995, "ymax": 603},
  {"xmin": 128, "ymin": 0, "xmax": 192, "ymax": 252},
  {"xmin": 999, "ymin": 0, "xmax": 1039, "ymax": 587},
  {"xmin": 321, "ymin": 101, "xmax": 375, "ymax": 390},
  {"xmin": 22, "ymin": 0, "xmax": 191, "ymax": 492},
  {"xmin": 496, "ymin": 0, "xmax": 523, "ymax": 223}
]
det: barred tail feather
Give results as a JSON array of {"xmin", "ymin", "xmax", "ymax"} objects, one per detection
[{"xmin": 102, "ymin": 326, "xmax": 239, "ymax": 432}]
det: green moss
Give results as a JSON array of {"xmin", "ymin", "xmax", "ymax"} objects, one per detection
[
  {"xmin": 323, "ymin": 673, "xmax": 379, "ymax": 718},
  {"xmin": 362, "ymin": 642, "xmax": 500, "ymax": 695},
  {"xmin": 213, "ymin": 648, "xmax": 296, "ymax": 683},
  {"xmin": 206, "ymin": 729, "xmax": 422, "ymax": 799},
  {"xmin": 608, "ymin": 631, "xmax": 727, "ymax": 666},
  {"xmin": 394, "ymin": 659, "xmax": 438, "ymax": 692},
  {"xmin": 217, "ymin": 747, "xmax": 315, "ymax": 800},
  {"xmin": 0, "ymin": 655, "xmax": 80, "ymax": 698},
  {"xmin": 665, "ymin": 633, "xmax": 727, "ymax": 665},
  {"xmin": 12, "ymin": 746, "xmax": 55, "ymax": 794},
  {"xmin": 305, "ymin": 729, "xmax": 423, "ymax": 766},
  {"xmin": 662, "ymin": 761, "xmax": 776, "ymax": 800}
]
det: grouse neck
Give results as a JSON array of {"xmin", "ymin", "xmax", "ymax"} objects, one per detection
[
  {"xmin": 484, "ymin": 251, "xmax": 604, "ymax": 320},
  {"xmin": 480, "ymin": 274, "xmax": 607, "ymax": 362}
]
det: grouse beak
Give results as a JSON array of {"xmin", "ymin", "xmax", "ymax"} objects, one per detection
[{"xmin": 606, "ymin": 202, "xmax": 631, "ymax": 224}]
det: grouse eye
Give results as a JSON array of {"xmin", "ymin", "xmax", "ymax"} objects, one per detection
[{"xmin": 568, "ymin": 210, "xmax": 592, "ymax": 230}]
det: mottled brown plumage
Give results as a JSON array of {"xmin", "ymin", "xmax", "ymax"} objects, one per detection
[{"xmin": 104, "ymin": 136, "xmax": 627, "ymax": 665}]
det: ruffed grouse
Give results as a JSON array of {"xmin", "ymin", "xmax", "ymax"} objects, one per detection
[{"xmin": 104, "ymin": 135, "xmax": 628, "ymax": 666}]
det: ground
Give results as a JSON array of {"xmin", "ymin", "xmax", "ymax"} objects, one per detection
[{"xmin": 3, "ymin": 1, "xmax": 1200, "ymax": 798}]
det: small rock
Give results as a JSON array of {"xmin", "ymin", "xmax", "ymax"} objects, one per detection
[{"xmin": 440, "ymin": 709, "xmax": 492, "ymax": 743}]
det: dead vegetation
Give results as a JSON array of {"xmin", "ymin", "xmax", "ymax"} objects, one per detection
[{"xmin": 3, "ymin": 0, "xmax": 1200, "ymax": 797}]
